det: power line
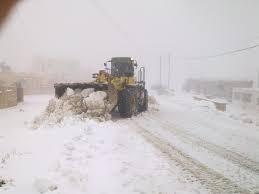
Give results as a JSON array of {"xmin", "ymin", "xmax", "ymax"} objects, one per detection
[
  {"xmin": 159, "ymin": 56, "xmax": 162, "ymax": 87},
  {"xmin": 87, "ymin": 0, "xmax": 129, "ymax": 38},
  {"xmin": 87, "ymin": 0, "xmax": 143, "ymax": 56},
  {"xmin": 168, "ymin": 53, "xmax": 170, "ymax": 89},
  {"xmin": 178, "ymin": 43, "xmax": 259, "ymax": 61}
]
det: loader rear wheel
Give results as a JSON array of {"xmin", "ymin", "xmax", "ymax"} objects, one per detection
[
  {"xmin": 142, "ymin": 89, "xmax": 148, "ymax": 111},
  {"xmin": 118, "ymin": 88, "xmax": 137, "ymax": 118},
  {"xmin": 138, "ymin": 89, "xmax": 148, "ymax": 112}
]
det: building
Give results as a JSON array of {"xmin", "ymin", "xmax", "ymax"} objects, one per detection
[
  {"xmin": 0, "ymin": 84, "xmax": 18, "ymax": 109},
  {"xmin": 18, "ymin": 73, "xmax": 54, "ymax": 95},
  {"xmin": 0, "ymin": 72, "xmax": 54, "ymax": 95},
  {"xmin": 31, "ymin": 57, "xmax": 84, "ymax": 82},
  {"xmin": 183, "ymin": 79, "xmax": 253, "ymax": 101},
  {"xmin": 232, "ymin": 88, "xmax": 259, "ymax": 111},
  {"xmin": 0, "ymin": 72, "xmax": 23, "ymax": 109}
]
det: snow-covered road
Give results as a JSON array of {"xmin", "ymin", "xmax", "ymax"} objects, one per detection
[{"xmin": 0, "ymin": 93, "xmax": 258, "ymax": 194}]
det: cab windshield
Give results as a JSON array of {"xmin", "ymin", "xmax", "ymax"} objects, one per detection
[{"xmin": 111, "ymin": 62, "xmax": 134, "ymax": 77}]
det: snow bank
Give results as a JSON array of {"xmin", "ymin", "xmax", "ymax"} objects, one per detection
[
  {"xmin": 32, "ymin": 89, "xmax": 160, "ymax": 128},
  {"xmin": 32, "ymin": 88, "xmax": 111, "ymax": 128},
  {"xmin": 228, "ymin": 108, "xmax": 257, "ymax": 126},
  {"xmin": 33, "ymin": 178, "xmax": 57, "ymax": 193},
  {"xmin": 0, "ymin": 177, "xmax": 13, "ymax": 190},
  {"xmin": 0, "ymin": 178, "xmax": 6, "ymax": 187}
]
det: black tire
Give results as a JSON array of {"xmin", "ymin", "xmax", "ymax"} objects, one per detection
[
  {"xmin": 118, "ymin": 88, "xmax": 137, "ymax": 118},
  {"xmin": 142, "ymin": 89, "xmax": 148, "ymax": 111},
  {"xmin": 138, "ymin": 89, "xmax": 148, "ymax": 112}
]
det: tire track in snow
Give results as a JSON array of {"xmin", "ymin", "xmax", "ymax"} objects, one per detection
[
  {"xmin": 146, "ymin": 115, "xmax": 259, "ymax": 175},
  {"xmin": 130, "ymin": 121, "xmax": 250, "ymax": 194},
  {"xmin": 161, "ymin": 104, "xmax": 259, "ymax": 146}
]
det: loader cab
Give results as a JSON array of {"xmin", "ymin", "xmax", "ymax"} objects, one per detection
[{"xmin": 109, "ymin": 57, "xmax": 136, "ymax": 77}]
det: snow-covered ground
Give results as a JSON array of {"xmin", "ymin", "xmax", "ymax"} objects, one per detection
[{"xmin": 0, "ymin": 93, "xmax": 259, "ymax": 194}]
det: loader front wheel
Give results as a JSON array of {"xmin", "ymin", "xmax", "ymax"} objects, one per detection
[{"xmin": 118, "ymin": 88, "xmax": 137, "ymax": 118}]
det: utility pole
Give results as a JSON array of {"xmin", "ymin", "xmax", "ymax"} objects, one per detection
[
  {"xmin": 171, "ymin": 54, "xmax": 173, "ymax": 90},
  {"xmin": 159, "ymin": 56, "xmax": 162, "ymax": 87},
  {"xmin": 168, "ymin": 53, "xmax": 171, "ymax": 89}
]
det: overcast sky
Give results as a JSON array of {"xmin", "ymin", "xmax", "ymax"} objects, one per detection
[{"xmin": 0, "ymin": 0, "xmax": 258, "ymax": 89}]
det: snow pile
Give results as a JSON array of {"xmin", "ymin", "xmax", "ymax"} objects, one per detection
[
  {"xmin": 242, "ymin": 116, "xmax": 253, "ymax": 124},
  {"xmin": 0, "ymin": 177, "xmax": 13, "ymax": 190},
  {"xmin": 0, "ymin": 178, "xmax": 6, "ymax": 187},
  {"xmin": 33, "ymin": 88, "xmax": 111, "ymax": 128},
  {"xmin": 83, "ymin": 90, "xmax": 110, "ymax": 118},
  {"xmin": 33, "ymin": 178, "xmax": 57, "ymax": 193},
  {"xmin": 148, "ymin": 95, "xmax": 159, "ymax": 111},
  {"xmin": 81, "ymin": 88, "xmax": 94, "ymax": 97},
  {"xmin": 228, "ymin": 109, "xmax": 257, "ymax": 125}
]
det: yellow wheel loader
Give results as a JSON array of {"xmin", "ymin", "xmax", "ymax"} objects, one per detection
[{"xmin": 54, "ymin": 57, "xmax": 148, "ymax": 118}]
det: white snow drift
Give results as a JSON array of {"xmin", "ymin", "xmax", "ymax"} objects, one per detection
[
  {"xmin": 33, "ymin": 88, "xmax": 159, "ymax": 129},
  {"xmin": 33, "ymin": 88, "xmax": 111, "ymax": 128}
]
